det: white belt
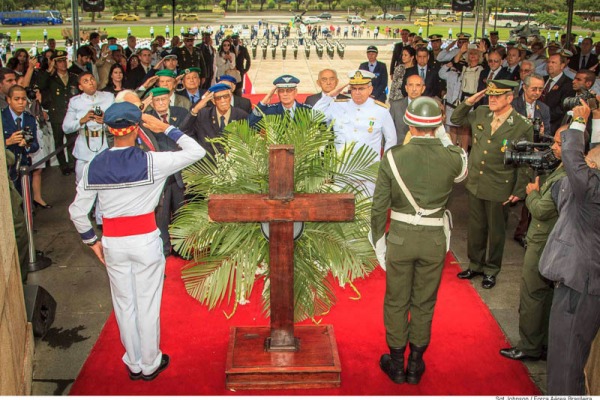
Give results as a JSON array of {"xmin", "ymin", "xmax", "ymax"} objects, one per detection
[{"xmin": 390, "ymin": 211, "xmax": 444, "ymax": 226}]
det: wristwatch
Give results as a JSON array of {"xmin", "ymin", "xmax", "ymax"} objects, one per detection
[
  {"xmin": 87, "ymin": 239, "xmax": 98, "ymax": 246},
  {"xmin": 573, "ymin": 116, "xmax": 586, "ymax": 124}
]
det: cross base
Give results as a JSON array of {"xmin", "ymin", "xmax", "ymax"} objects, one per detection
[
  {"xmin": 225, "ymin": 325, "xmax": 341, "ymax": 390},
  {"xmin": 264, "ymin": 336, "xmax": 300, "ymax": 352}
]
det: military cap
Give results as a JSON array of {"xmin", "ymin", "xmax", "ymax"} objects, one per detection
[
  {"xmin": 178, "ymin": 67, "xmax": 202, "ymax": 77},
  {"xmin": 514, "ymin": 43, "xmax": 529, "ymax": 52},
  {"xmin": 366, "ymin": 45, "xmax": 378, "ymax": 53},
  {"xmin": 489, "ymin": 30, "xmax": 499, "ymax": 36},
  {"xmin": 273, "ymin": 74, "xmax": 300, "ymax": 88},
  {"xmin": 156, "ymin": 69, "xmax": 177, "ymax": 78},
  {"xmin": 149, "ymin": 87, "xmax": 171, "ymax": 97},
  {"xmin": 505, "ymin": 40, "xmax": 517, "ymax": 46},
  {"xmin": 485, "ymin": 79, "xmax": 518, "ymax": 96},
  {"xmin": 428, "ymin": 34, "xmax": 443, "ymax": 41},
  {"xmin": 181, "ymin": 33, "xmax": 194, "ymax": 39},
  {"xmin": 107, "ymin": 36, "xmax": 117, "ymax": 41},
  {"xmin": 104, "ymin": 103, "xmax": 142, "ymax": 134},
  {"xmin": 403, "ymin": 97, "xmax": 443, "ymax": 128},
  {"xmin": 202, "ymin": 31, "xmax": 212, "ymax": 36},
  {"xmin": 546, "ymin": 40, "xmax": 560, "ymax": 48},
  {"xmin": 163, "ymin": 53, "xmax": 177, "ymax": 60},
  {"xmin": 51, "ymin": 50, "xmax": 67, "ymax": 61},
  {"xmin": 456, "ymin": 32, "xmax": 472, "ymax": 40},
  {"xmin": 218, "ymin": 74, "xmax": 238, "ymax": 84},
  {"xmin": 556, "ymin": 48, "xmax": 574, "ymax": 58},
  {"xmin": 230, "ymin": 33, "xmax": 240, "ymax": 39},
  {"xmin": 348, "ymin": 69, "xmax": 375, "ymax": 85},
  {"xmin": 208, "ymin": 83, "xmax": 231, "ymax": 93}
]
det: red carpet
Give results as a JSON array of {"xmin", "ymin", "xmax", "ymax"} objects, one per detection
[{"xmin": 70, "ymin": 253, "xmax": 540, "ymax": 395}]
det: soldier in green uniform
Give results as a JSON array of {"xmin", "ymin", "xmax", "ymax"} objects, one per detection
[
  {"xmin": 5, "ymin": 149, "xmax": 29, "ymax": 283},
  {"xmin": 173, "ymin": 34, "xmax": 207, "ymax": 85},
  {"xmin": 371, "ymin": 97, "xmax": 467, "ymax": 385},
  {"xmin": 451, "ymin": 80, "xmax": 533, "ymax": 289},
  {"xmin": 36, "ymin": 50, "xmax": 79, "ymax": 176},
  {"xmin": 500, "ymin": 126, "xmax": 568, "ymax": 361}
]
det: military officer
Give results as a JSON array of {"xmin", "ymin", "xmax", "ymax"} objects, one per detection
[
  {"xmin": 69, "ymin": 102, "xmax": 206, "ymax": 380},
  {"xmin": 36, "ymin": 50, "xmax": 79, "ymax": 175},
  {"xmin": 313, "ymin": 70, "xmax": 397, "ymax": 197},
  {"xmin": 248, "ymin": 75, "xmax": 312, "ymax": 128},
  {"xmin": 451, "ymin": 80, "xmax": 533, "ymax": 289},
  {"xmin": 371, "ymin": 97, "xmax": 467, "ymax": 385},
  {"xmin": 173, "ymin": 33, "xmax": 207, "ymax": 83},
  {"xmin": 500, "ymin": 126, "xmax": 567, "ymax": 361}
]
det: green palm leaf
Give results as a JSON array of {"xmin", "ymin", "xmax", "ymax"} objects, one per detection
[{"xmin": 171, "ymin": 108, "xmax": 378, "ymax": 322}]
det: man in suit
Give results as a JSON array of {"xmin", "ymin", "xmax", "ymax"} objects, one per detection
[
  {"xmin": 451, "ymin": 80, "xmax": 533, "ymax": 289},
  {"xmin": 248, "ymin": 75, "xmax": 312, "ymax": 128},
  {"xmin": 359, "ymin": 46, "xmax": 388, "ymax": 103},
  {"xmin": 182, "ymin": 83, "xmax": 249, "ymax": 157},
  {"xmin": 540, "ymin": 53, "xmax": 576, "ymax": 135},
  {"xmin": 176, "ymin": 67, "xmax": 205, "ymax": 107},
  {"xmin": 539, "ymin": 100, "xmax": 600, "ymax": 395},
  {"xmin": 124, "ymin": 35, "xmax": 137, "ymax": 59},
  {"xmin": 217, "ymin": 74, "xmax": 252, "ymax": 114},
  {"xmin": 390, "ymin": 29, "xmax": 411, "ymax": 77},
  {"xmin": 570, "ymin": 38, "xmax": 598, "ymax": 72},
  {"xmin": 390, "ymin": 75, "xmax": 425, "ymax": 144},
  {"xmin": 403, "ymin": 47, "xmax": 440, "ymax": 98},
  {"xmin": 143, "ymin": 87, "xmax": 190, "ymax": 255},
  {"xmin": 127, "ymin": 48, "xmax": 155, "ymax": 90},
  {"xmin": 3, "ymin": 85, "xmax": 39, "ymax": 194},
  {"xmin": 36, "ymin": 50, "xmax": 79, "ymax": 175},
  {"xmin": 512, "ymin": 74, "xmax": 552, "ymax": 135},
  {"xmin": 231, "ymin": 33, "xmax": 251, "ymax": 97},
  {"xmin": 198, "ymin": 32, "xmax": 216, "ymax": 90},
  {"xmin": 497, "ymin": 47, "xmax": 521, "ymax": 82},
  {"xmin": 304, "ymin": 68, "xmax": 349, "ymax": 107},
  {"xmin": 68, "ymin": 45, "xmax": 93, "ymax": 76}
]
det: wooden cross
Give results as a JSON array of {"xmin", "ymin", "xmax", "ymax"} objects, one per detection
[{"xmin": 208, "ymin": 145, "xmax": 355, "ymax": 351}]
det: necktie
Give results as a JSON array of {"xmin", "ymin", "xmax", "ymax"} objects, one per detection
[
  {"xmin": 285, "ymin": 109, "xmax": 292, "ymax": 120},
  {"xmin": 488, "ymin": 69, "xmax": 495, "ymax": 81},
  {"xmin": 220, "ymin": 115, "xmax": 226, "ymax": 130},
  {"xmin": 541, "ymin": 78, "xmax": 554, "ymax": 101},
  {"xmin": 191, "ymin": 94, "xmax": 197, "ymax": 104},
  {"xmin": 420, "ymin": 68, "xmax": 425, "ymax": 79},
  {"xmin": 161, "ymin": 114, "xmax": 168, "ymax": 123},
  {"xmin": 581, "ymin": 55, "xmax": 587, "ymax": 70},
  {"xmin": 15, "ymin": 116, "xmax": 22, "ymax": 131}
]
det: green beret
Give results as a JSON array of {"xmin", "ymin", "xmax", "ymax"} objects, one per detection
[
  {"xmin": 156, "ymin": 69, "xmax": 177, "ymax": 78},
  {"xmin": 149, "ymin": 87, "xmax": 171, "ymax": 97},
  {"xmin": 178, "ymin": 67, "xmax": 202, "ymax": 77}
]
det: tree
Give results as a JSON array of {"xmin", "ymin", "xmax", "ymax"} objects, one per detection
[
  {"xmin": 371, "ymin": 0, "xmax": 398, "ymax": 19},
  {"xmin": 340, "ymin": 0, "xmax": 370, "ymax": 15}
]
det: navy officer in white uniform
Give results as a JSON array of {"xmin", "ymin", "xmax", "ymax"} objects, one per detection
[
  {"xmin": 248, "ymin": 74, "xmax": 312, "ymax": 128},
  {"xmin": 313, "ymin": 69, "xmax": 397, "ymax": 196},
  {"xmin": 69, "ymin": 102, "xmax": 206, "ymax": 381}
]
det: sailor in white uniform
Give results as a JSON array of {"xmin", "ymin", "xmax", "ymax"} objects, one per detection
[
  {"xmin": 313, "ymin": 69, "xmax": 397, "ymax": 197},
  {"xmin": 62, "ymin": 71, "xmax": 115, "ymax": 184},
  {"xmin": 69, "ymin": 102, "xmax": 206, "ymax": 381}
]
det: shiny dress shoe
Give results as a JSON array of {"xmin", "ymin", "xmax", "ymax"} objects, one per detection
[
  {"xmin": 457, "ymin": 269, "xmax": 484, "ymax": 280},
  {"xmin": 482, "ymin": 274, "xmax": 496, "ymax": 289},
  {"xmin": 142, "ymin": 354, "xmax": 170, "ymax": 381},
  {"xmin": 499, "ymin": 347, "xmax": 541, "ymax": 361},
  {"xmin": 128, "ymin": 368, "xmax": 143, "ymax": 381},
  {"xmin": 33, "ymin": 200, "xmax": 53, "ymax": 209}
]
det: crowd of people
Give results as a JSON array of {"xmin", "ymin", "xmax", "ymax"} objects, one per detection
[{"xmin": 2, "ymin": 25, "xmax": 599, "ymax": 394}]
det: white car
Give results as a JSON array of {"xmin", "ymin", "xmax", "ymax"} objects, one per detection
[
  {"xmin": 347, "ymin": 15, "xmax": 366, "ymax": 24},
  {"xmin": 303, "ymin": 16, "xmax": 322, "ymax": 24},
  {"xmin": 375, "ymin": 13, "xmax": 394, "ymax": 20}
]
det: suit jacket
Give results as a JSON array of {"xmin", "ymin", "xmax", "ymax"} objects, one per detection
[
  {"xmin": 568, "ymin": 52, "xmax": 598, "ymax": 71},
  {"xmin": 359, "ymin": 61, "xmax": 388, "ymax": 103},
  {"xmin": 181, "ymin": 105, "xmax": 249, "ymax": 157},
  {"xmin": 511, "ymin": 95, "xmax": 552, "ymax": 138},
  {"xmin": 2, "ymin": 108, "xmax": 39, "ymax": 171},
  {"xmin": 540, "ymin": 74, "xmax": 576, "ymax": 134},
  {"xmin": 389, "ymin": 97, "xmax": 410, "ymax": 144},
  {"xmin": 403, "ymin": 65, "xmax": 441, "ymax": 98},
  {"xmin": 234, "ymin": 45, "xmax": 251, "ymax": 77},
  {"xmin": 304, "ymin": 92, "xmax": 349, "ymax": 107},
  {"xmin": 233, "ymin": 95, "xmax": 252, "ymax": 114},
  {"xmin": 36, "ymin": 69, "xmax": 79, "ymax": 123},
  {"xmin": 127, "ymin": 65, "xmax": 149, "ymax": 90},
  {"xmin": 496, "ymin": 65, "xmax": 520, "ymax": 82},
  {"xmin": 176, "ymin": 88, "xmax": 207, "ymax": 107},
  {"xmin": 199, "ymin": 43, "xmax": 216, "ymax": 89},
  {"xmin": 173, "ymin": 93, "xmax": 192, "ymax": 110},
  {"xmin": 248, "ymin": 101, "xmax": 312, "ymax": 128},
  {"xmin": 539, "ymin": 127, "xmax": 600, "ymax": 295}
]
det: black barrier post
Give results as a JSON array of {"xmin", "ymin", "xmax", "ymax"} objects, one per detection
[{"xmin": 19, "ymin": 166, "xmax": 52, "ymax": 272}]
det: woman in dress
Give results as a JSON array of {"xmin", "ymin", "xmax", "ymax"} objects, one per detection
[{"xmin": 388, "ymin": 46, "xmax": 416, "ymax": 104}]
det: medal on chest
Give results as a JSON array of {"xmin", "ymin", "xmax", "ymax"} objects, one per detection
[{"xmin": 368, "ymin": 120, "xmax": 374, "ymax": 133}]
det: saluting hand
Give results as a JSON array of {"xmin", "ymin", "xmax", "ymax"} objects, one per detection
[
  {"xmin": 327, "ymin": 83, "xmax": 349, "ymax": 98},
  {"xmin": 261, "ymin": 86, "xmax": 277, "ymax": 105},
  {"xmin": 141, "ymin": 113, "xmax": 170, "ymax": 133},
  {"xmin": 465, "ymin": 89, "xmax": 487, "ymax": 106},
  {"xmin": 193, "ymin": 91, "xmax": 213, "ymax": 113}
]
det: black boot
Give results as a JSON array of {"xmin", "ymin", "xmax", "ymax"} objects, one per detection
[
  {"xmin": 379, "ymin": 346, "xmax": 406, "ymax": 384},
  {"xmin": 406, "ymin": 343, "xmax": 427, "ymax": 384}
]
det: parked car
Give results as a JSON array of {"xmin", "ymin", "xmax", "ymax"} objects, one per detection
[
  {"xmin": 347, "ymin": 15, "xmax": 366, "ymax": 25},
  {"xmin": 112, "ymin": 13, "xmax": 139, "ymax": 21},
  {"xmin": 317, "ymin": 12, "xmax": 332, "ymax": 19},
  {"xmin": 392, "ymin": 14, "xmax": 407, "ymax": 21},
  {"xmin": 304, "ymin": 16, "xmax": 322, "ymax": 24},
  {"xmin": 375, "ymin": 13, "xmax": 394, "ymax": 20},
  {"xmin": 440, "ymin": 14, "xmax": 458, "ymax": 22},
  {"xmin": 457, "ymin": 11, "xmax": 474, "ymax": 18},
  {"xmin": 65, "ymin": 16, "xmax": 83, "ymax": 22},
  {"xmin": 178, "ymin": 13, "xmax": 200, "ymax": 21},
  {"xmin": 545, "ymin": 24, "xmax": 562, "ymax": 30},
  {"xmin": 414, "ymin": 18, "xmax": 434, "ymax": 26}
]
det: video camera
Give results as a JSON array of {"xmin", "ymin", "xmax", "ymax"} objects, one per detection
[
  {"xmin": 504, "ymin": 139, "xmax": 560, "ymax": 173},
  {"xmin": 22, "ymin": 126, "xmax": 34, "ymax": 146}
]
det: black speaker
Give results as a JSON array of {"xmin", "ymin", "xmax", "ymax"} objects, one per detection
[
  {"xmin": 452, "ymin": 0, "xmax": 475, "ymax": 12},
  {"xmin": 24, "ymin": 285, "xmax": 57, "ymax": 338},
  {"xmin": 82, "ymin": 0, "xmax": 105, "ymax": 13}
]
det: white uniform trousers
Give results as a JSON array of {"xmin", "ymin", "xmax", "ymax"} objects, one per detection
[
  {"xmin": 75, "ymin": 160, "xmax": 103, "ymax": 225},
  {"xmin": 103, "ymin": 229, "xmax": 165, "ymax": 375}
]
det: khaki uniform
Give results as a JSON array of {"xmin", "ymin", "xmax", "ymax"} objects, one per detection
[
  {"xmin": 371, "ymin": 138, "xmax": 464, "ymax": 347},
  {"xmin": 517, "ymin": 165, "xmax": 566, "ymax": 356},
  {"xmin": 451, "ymin": 101, "xmax": 533, "ymax": 276},
  {"xmin": 5, "ymin": 150, "xmax": 29, "ymax": 282}
]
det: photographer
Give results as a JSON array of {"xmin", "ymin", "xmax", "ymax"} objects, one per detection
[
  {"xmin": 539, "ymin": 100, "xmax": 600, "ymax": 395},
  {"xmin": 2, "ymin": 84, "xmax": 39, "ymax": 194},
  {"xmin": 500, "ymin": 125, "xmax": 567, "ymax": 362}
]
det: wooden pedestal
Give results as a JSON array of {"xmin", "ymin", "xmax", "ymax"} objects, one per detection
[{"xmin": 225, "ymin": 325, "xmax": 341, "ymax": 390}]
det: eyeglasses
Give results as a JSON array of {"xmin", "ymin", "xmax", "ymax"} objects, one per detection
[
  {"xmin": 488, "ymin": 59, "xmax": 501, "ymax": 63},
  {"xmin": 277, "ymin": 88, "xmax": 296, "ymax": 93},
  {"xmin": 214, "ymin": 94, "xmax": 231, "ymax": 101}
]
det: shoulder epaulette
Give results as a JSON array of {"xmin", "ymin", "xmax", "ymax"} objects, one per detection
[
  {"xmin": 516, "ymin": 112, "xmax": 532, "ymax": 124},
  {"xmin": 374, "ymin": 100, "xmax": 389, "ymax": 109},
  {"xmin": 334, "ymin": 98, "xmax": 350, "ymax": 102}
]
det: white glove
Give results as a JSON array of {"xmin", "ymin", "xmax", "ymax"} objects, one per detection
[{"xmin": 368, "ymin": 230, "xmax": 387, "ymax": 271}]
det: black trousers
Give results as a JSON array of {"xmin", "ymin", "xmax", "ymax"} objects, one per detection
[
  {"xmin": 547, "ymin": 283, "xmax": 600, "ymax": 395},
  {"xmin": 155, "ymin": 177, "xmax": 185, "ymax": 255}
]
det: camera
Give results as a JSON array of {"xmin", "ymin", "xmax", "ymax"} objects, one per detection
[
  {"xmin": 25, "ymin": 86, "xmax": 38, "ymax": 101},
  {"xmin": 93, "ymin": 106, "xmax": 103, "ymax": 116},
  {"xmin": 562, "ymin": 89, "xmax": 599, "ymax": 111},
  {"xmin": 504, "ymin": 139, "xmax": 560, "ymax": 173},
  {"xmin": 22, "ymin": 126, "xmax": 34, "ymax": 146}
]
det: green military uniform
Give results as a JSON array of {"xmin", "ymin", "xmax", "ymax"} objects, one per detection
[
  {"xmin": 517, "ymin": 165, "xmax": 566, "ymax": 356},
  {"xmin": 450, "ymin": 82, "xmax": 533, "ymax": 280},
  {"xmin": 5, "ymin": 149, "xmax": 29, "ymax": 283},
  {"xmin": 173, "ymin": 40, "xmax": 207, "ymax": 80},
  {"xmin": 36, "ymin": 51, "xmax": 79, "ymax": 173}
]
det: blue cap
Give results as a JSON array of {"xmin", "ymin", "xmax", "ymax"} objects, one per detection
[
  {"xmin": 218, "ymin": 74, "xmax": 238, "ymax": 84},
  {"xmin": 208, "ymin": 83, "xmax": 232, "ymax": 93},
  {"xmin": 104, "ymin": 102, "xmax": 142, "ymax": 129},
  {"xmin": 273, "ymin": 75, "xmax": 299, "ymax": 88}
]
